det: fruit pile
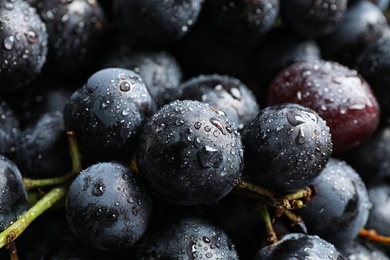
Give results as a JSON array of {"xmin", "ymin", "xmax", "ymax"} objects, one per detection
[{"xmin": 1, "ymin": 0, "xmax": 390, "ymax": 259}]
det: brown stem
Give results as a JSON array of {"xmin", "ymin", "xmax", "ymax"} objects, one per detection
[
  {"xmin": 359, "ymin": 228, "xmax": 390, "ymax": 244},
  {"xmin": 5, "ymin": 241, "xmax": 18, "ymax": 260}
]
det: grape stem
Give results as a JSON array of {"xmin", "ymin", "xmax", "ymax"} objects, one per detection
[
  {"xmin": 0, "ymin": 185, "xmax": 67, "ymax": 248},
  {"xmin": 359, "ymin": 228, "xmax": 390, "ymax": 244},
  {"xmin": 257, "ymin": 203, "xmax": 278, "ymax": 243},
  {"xmin": 6, "ymin": 241, "xmax": 17, "ymax": 260},
  {"xmin": 235, "ymin": 179, "xmax": 312, "ymax": 210},
  {"xmin": 23, "ymin": 171, "xmax": 76, "ymax": 191},
  {"xmin": 23, "ymin": 131, "xmax": 82, "ymax": 191},
  {"xmin": 235, "ymin": 179, "xmax": 276, "ymax": 202},
  {"xmin": 67, "ymin": 131, "xmax": 82, "ymax": 173}
]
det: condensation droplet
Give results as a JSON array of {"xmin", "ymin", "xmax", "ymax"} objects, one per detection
[
  {"xmin": 92, "ymin": 182, "xmax": 106, "ymax": 196},
  {"xmin": 230, "ymin": 87, "xmax": 242, "ymax": 100},
  {"xmin": 25, "ymin": 31, "xmax": 38, "ymax": 43},
  {"xmin": 194, "ymin": 121, "xmax": 201, "ymax": 129},
  {"xmin": 3, "ymin": 35, "xmax": 14, "ymax": 50},
  {"xmin": 295, "ymin": 128, "xmax": 305, "ymax": 145},
  {"xmin": 210, "ymin": 118, "xmax": 226, "ymax": 135},
  {"xmin": 119, "ymin": 81, "xmax": 131, "ymax": 92}
]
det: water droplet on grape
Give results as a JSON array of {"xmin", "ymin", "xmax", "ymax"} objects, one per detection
[
  {"xmin": 119, "ymin": 81, "xmax": 131, "ymax": 91},
  {"xmin": 210, "ymin": 118, "xmax": 226, "ymax": 135},
  {"xmin": 287, "ymin": 111, "xmax": 306, "ymax": 126},
  {"xmin": 197, "ymin": 145, "xmax": 223, "ymax": 168},
  {"xmin": 3, "ymin": 35, "xmax": 14, "ymax": 50},
  {"xmin": 92, "ymin": 182, "xmax": 106, "ymax": 196},
  {"xmin": 194, "ymin": 121, "xmax": 201, "ymax": 129},
  {"xmin": 229, "ymin": 87, "xmax": 242, "ymax": 100},
  {"xmin": 25, "ymin": 31, "xmax": 38, "ymax": 43}
]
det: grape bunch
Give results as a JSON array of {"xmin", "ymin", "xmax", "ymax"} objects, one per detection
[{"xmin": 2, "ymin": 0, "xmax": 390, "ymax": 259}]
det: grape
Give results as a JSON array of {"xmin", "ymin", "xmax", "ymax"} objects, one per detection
[
  {"xmin": 267, "ymin": 59, "xmax": 381, "ymax": 154},
  {"xmin": 15, "ymin": 111, "xmax": 71, "ymax": 179},
  {"xmin": 27, "ymin": 0, "xmax": 107, "ymax": 75},
  {"xmin": 0, "ymin": 0, "xmax": 48, "ymax": 92},
  {"xmin": 0, "ymin": 100, "xmax": 20, "ymax": 158},
  {"xmin": 101, "ymin": 49, "xmax": 183, "ymax": 108},
  {"xmin": 254, "ymin": 232, "xmax": 347, "ymax": 259},
  {"xmin": 280, "ymin": 0, "xmax": 348, "ymax": 38},
  {"xmin": 242, "ymin": 103, "xmax": 332, "ymax": 193},
  {"xmin": 65, "ymin": 162, "xmax": 153, "ymax": 251},
  {"xmin": 318, "ymin": 0, "xmax": 389, "ymax": 68},
  {"xmin": 63, "ymin": 67, "xmax": 156, "ymax": 163},
  {"xmin": 202, "ymin": 0, "xmax": 280, "ymax": 46},
  {"xmin": 0, "ymin": 155, "xmax": 30, "ymax": 232},
  {"xmin": 136, "ymin": 215, "xmax": 239, "ymax": 259},
  {"xmin": 298, "ymin": 158, "xmax": 370, "ymax": 247},
  {"xmin": 175, "ymin": 74, "xmax": 260, "ymax": 131},
  {"xmin": 113, "ymin": 0, "xmax": 203, "ymax": 45},
  {"xmin": 136, "ymin": 99, "xmax": 244, "ymax": 205}
]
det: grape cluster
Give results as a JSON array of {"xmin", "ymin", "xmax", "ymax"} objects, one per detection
[{"xmin": 1, "ymin": 0, "xmax": 390, "ymax": 259}]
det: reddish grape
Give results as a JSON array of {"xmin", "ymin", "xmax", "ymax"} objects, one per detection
[{"xmin": 267, "ymin": 59, "xmax": 380, "ymax": 154}]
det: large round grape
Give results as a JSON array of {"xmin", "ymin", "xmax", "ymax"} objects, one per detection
[
  {"xmin": 63, "ymin": 68, "xmax": 156, "ymax": 162},
  {"xmin": 242, "ymin": 103, "xmax": 332, "ymax": 193},
  {"xmin": 267, "ymin": 59, "xmax": 381, "ymax": 154},
  {"xmin": 136, "ymin": 99, "xmax": 244, "ymax": 205},
  {"xmin": 298, "ymin": 158, "xmax": 370, "ymax": 247},
  {"xmin": 65, "ymin": 162, "xmax": 153, "ymax": 251}
]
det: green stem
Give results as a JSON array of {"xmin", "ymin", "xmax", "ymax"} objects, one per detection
[
  {"xmin": 282, "ymin": 186, "xmax": 312, "ymax": 201},
  {"xmin": 258, "ymin": 204, "xmax": 278, "ymax": 243},
  {"xmin": 283, "ymin": 209, "xmax": 302, "ymax": 224},
  {"xmin": 0, "ymin": 185, "xmax": 67, "ymax": 249},
  {"xmin": 67, "ymin": 131, "xmax": 82, "ymax": 173},
  {"xmin": 23, "ymin": 172, "xmax": 76, "ymax": 191},
  {"xmin": 235, "ymin": 180, "xmax": 276, "ymax": 202}
]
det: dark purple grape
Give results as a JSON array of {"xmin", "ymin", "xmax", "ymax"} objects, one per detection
[
  {"xmin": 267, "ymin": 59, "xmax": 381, "ymax": 154},
  {"xmin": 318, "ymin": 0, "xmax": 389, "ymax": 68},
  {"xmin": 280, "ymin": 0, "xmax": 348, "ymax": 38},
  {"xmin": 202, "ymin": 0, "xmax": 280, "ymax": 46},
  {"xmin": 339, "ymin": 238, "xmax": 389, "ymax": 260},
  {"xmin": 253, "ymin": 26, "xmax": 321, "ymax": 93},
  {"xmin": 242, "ymin": 103, "xmax": 332, "ymax": 193},
  {"xmin": 101, "ymin": 49, "xmax": 182, "ymax": 108},
  {"xmin": 15, "ymin": 111, "xmax": 72, "ymax": 179},
  {"xmin": 0, "ymin": 155, "xmax": 30, "ymax": 232},
  {"xmin": 63, "ymin": 67, "xmax": 156, "ymax": 163},
  {"xmin": 113, "ymin": 0, "xmax": 203, "ymax": 45},
  {"xmin": 349, "ymin": 0, "xmax": 390, "ymax": 11},
  {"xmin": 356, "ymin": 33, "xmax": 390, "ymax": 116},
  {"xmin": 28, "ymin": 0, "xmax": 107, "ymax": 76},
  {"xmin": 2, "ymin": 75, "xmax": 76, "ymax": 129},
  {"xmin": 65, "ymin": 161, "xmax": 153, "ymax": 251},
  {"xmin": 175, "ymin": 74, "xmax": 260, "ymax": 131},
  {"xmin": 338, "ymin": 120, "xmax": 390, "ymax": 185},
  {"xmin": 136, "ymin": 99, "xmax": 244, "ymax": 205},
  {"xmin": 298, "ymin": 158, "xmax": 370, "ymax": 247},
  {"xmin": 0, "ymin": 100, "xmax": 20, "ymax": 158},
  {"xmin": 0, "ymin": 0, "xmax": 48, "ymax": 92},
  {"xmin": 136, "ymin": 215, "xmax": 239, "ymax": 259},
  {"xmin": 364, "ymin": 183, "xmax": 390, "ymax": 237},
  {"xmin": 254, "ymin": 233, "xmax": 347, "ymax": 259}
]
